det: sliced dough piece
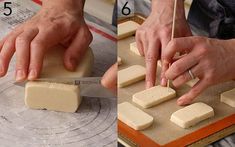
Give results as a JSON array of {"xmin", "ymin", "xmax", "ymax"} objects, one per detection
[
  {"xmin": 133, "ymin": 85, "xmax": 176, "ymax": 108},
  {"xmin": 186, "ymin": 78, "xmax": 199, "ymax": 87},
  {"xmin": 40, "ymin": 45, "xmax": 94, "ymax": 78},
  {"xmin": 118, "ymin": 65, "xmax": 146, "ymax": 88},
  {"xmin": 118, "ymin": 102, "xmax": 153, "ymax": 130},
  {"xmin": 130, "ymin": 42, "xmax": 141, "ymax": 56},
  {"xmin": 118, "ymin": 56, "xmax": 122, "ymax": 65},
  {"xmin": 221, "ymin": 88, "xmax": 235, "ymax": 107},
  {"xmin": 25, "ymin": 82, "xmax": 81, "ymax": 113},
  {"xmin": 170, "ymin": 102, "xmax": 214, "ymax": 128},
  {"xmin": 118, "ymin": 21, "xmax": 140, "ymax": 40}
]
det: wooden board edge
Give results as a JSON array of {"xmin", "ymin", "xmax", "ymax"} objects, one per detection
[{"xmin": 118, "ymin": 114, "xmax": 235, "ymax": 147}]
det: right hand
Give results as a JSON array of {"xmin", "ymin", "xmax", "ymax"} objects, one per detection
[
  {"xmin": 0, "ymin": 0, "xmax": 92, "ymax": 82},
  {"xmin": 135, "ymin": 0, "xmax": 192, "ymax": 88},
  {"xmin": 101, "ymin": 63, "xmax": 117, "ymax": 95}
]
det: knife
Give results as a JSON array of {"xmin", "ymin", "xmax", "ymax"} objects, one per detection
[{"xmin": 14, "ymin": 77, "xmax": 116, "ymax": 100}]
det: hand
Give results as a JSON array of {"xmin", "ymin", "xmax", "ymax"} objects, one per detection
[
  {"xmin": 162, "ymin": 36, "xmax": 235, "ymax": 105},
  {"xmin": 135, "ymin": 0, "xmax": 192, "ymax": 89},
  {"xmin": 0, "ymin": 0, "xmax": 92, "ymax": 82},
  {"xmin": 101, "ymin": 63, "xmax": 117, "ymax": 94}
]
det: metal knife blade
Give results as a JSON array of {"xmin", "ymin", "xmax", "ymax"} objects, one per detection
[{"xmin": 14, "ymin": 77, "xmax": 116, "ymax": 100}]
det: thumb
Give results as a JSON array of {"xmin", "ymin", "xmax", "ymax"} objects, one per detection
[
  {"xmin": 63, "ymin": 27, "xmax": 92, "ymax": 71},
  {"xmin": 101, "ymin": 63, "xmax": 117, "ymax": 94}
]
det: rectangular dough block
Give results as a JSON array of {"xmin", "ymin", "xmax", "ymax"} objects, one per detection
[
  {"xmin": 117, "ymin": 21, "xmax": 140, "ymax": 40},
  {"xmin": 221, "ymin": 88, "xmax": 235, "ymax": 107},
  {"xmin": 118, "ymin": 56, "xmax": 122, "ymax": 65},
  {"xmin": 170, "ymin": 102, "xmax": 214, "ymax": 128},
  {"xmin": 118, "ymin": 65, "xmax": 146, "ymax": 88},
  {"xmin": 25, "ymin": 81, "xmax": 81, "ymax": 113},
  {"xmin": 130, "ymin": 42, "xmax": 141, "ymax": 56},
  {"xmin": 132, "ymin": 85, "xmax": 176, "ymax": 108},
  {"xmin": 186, "ymin": 78, "xmax": 199, "ymax": 87},
  {"xmin": 118, "ymin": 102, "xmax": 154, "ymax": 130}
]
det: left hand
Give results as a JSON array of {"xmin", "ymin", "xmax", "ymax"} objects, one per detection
[{"xmin": 162, "ymin": 36, "xmax": 235, "ymax": 105}]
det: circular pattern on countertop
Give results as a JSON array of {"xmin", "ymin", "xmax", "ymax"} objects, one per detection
[{"xmin": 0, "ymin": 65, "xmax": 117, "ymax": 147}]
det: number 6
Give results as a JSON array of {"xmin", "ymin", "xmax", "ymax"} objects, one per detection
[{"xmin": 122, "ymin": 2, "xmax": 131, "ymax": 16}]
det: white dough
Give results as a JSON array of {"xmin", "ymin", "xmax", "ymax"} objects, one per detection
[
  {"xmin": 130, "ymin": 42, "xmax": 141, "ymax": 56},
  {"xmin": 133, "ymin": 85, "xmax": 176, "ymax": 108},
  {"xmin": 25, "ymin": 46, "xmax": 93, "ymax": 112},
  {"xmin": 170, "ymin": 102, "xmax": 214, "ymax": 128},
  {"xmin": 118, "ymin": 65, "xmax": 146, "ymax": 88},
  {"xmin": 118, "ymin": 102, "xmax": 153, "ymax": 130},
  {"xmin": 40, "ymin": 46, "xmax": 94, "ymax": 78},
  {"xmin": 117, "ymin": 21, "xmax": 140, "ymax": 39},
  {"xmin": 25, "ymin": 82, "xmax": 81, "ymax": 113},
  {"xmin": 221, "ymin": 88, "xmax": 235, "ymax": 108},
  {"xmin": 186, "ymin": 78, "xmax": 199, "ymax": 87},
  {"xmin": 118, "ymin": 56, "xmax": 122, "ymax": 65}
]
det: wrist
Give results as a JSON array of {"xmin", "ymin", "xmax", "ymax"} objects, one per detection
[
  {"xmin": 42, "ymin": 0, "xmax": 85, "ymax": 17},
  {"xmin": 151, "ymin": 0, "xmax": 185, "ymax": 19},
  {"xmin": 222, "ymin": 39, "xmax": 235, "ymax": 79}
]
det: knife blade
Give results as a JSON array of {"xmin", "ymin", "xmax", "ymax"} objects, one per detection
[{"xmin": 14, "ymin": 77, "xmax": 116, "ymax": 100}]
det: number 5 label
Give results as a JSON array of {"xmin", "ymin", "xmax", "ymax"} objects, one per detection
[{"xmin": 3, "ymin": 2, "xmax": 12, "ymax": 16}]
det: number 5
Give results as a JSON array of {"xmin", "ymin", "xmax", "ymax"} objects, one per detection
[{"xmin": 3, "ymin": 2, "xmax": 12, "ymax": 16}]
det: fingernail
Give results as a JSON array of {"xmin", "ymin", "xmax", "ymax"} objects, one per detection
[
  {"xmin": 16, "ymin": 70, "xmax": 26, "ymax": 82},
  {"xmin": 70, "ymin": 58, "xmax": 78, "ymax": 70},
  {"xmin": 161, "ymin": 78, "xmax": 167, "ymax": 86},
  {"xmin": 146, "ymin": 81, "xmax": 153, "ymax": 89},
  {"xmin": 177, "ymin": 97, "xmax": 188, "ymax": 106},
  {"xmin": 28, "ymin": 69, "xmax": 37, "ymax": 80}
]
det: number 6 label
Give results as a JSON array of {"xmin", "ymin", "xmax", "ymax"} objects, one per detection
[{"xmin": 119, "ymin": 0, "xmax": 134, "ymax": 17}]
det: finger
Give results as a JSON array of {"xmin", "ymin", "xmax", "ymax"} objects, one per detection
[
  {"xmin": 160, "ymin": 60, "xmax": 169, "ymax": 86},
  {"xmin": 177, "ymin": 79, "xmax": 209, "ymax": 106},
  {"xmin": 142, "ymin": 34, "xmax": 148, "ymax": 56},
  {"xmin": 0, "ymin": 29, "xmax": 23, "ymax": 77},
  {"xmin": 172, "ymin": 64, "xmax": 200, "ymax": 88},
  {"xmin": 28, "ymin": 30, "xmax": 49, "ymax": 80},
  {"xmin": 15, "ymin": 28, "xmax": 39, "ymax": 81},
  {"xmin": 160, "ymin": 37, "xmax": 171, "ymax": 86},
  {"xmin": 135, "ymin": 32, "xmax": 144, "ymax": 56},
  {"xmin": 165, "ymin": 51, "xmax": 199, "ymax": 80},
  {"xmin": 0, "ymin": 36, "xmax": 8, "ymax": 52},
  {"xmin": 162, "ymin": 37, "xmax": 196, "ymax": 63},
  {"xmin": 64, "ymin": 27, "xmax": 92, "ymax": 71},
  {"xmin": 101, "ymin": 63, "xmax": 117, "ymax": 94},
  {"xmin": 145, "ymin": 39, "xmax": 160, "ymax": 88}
]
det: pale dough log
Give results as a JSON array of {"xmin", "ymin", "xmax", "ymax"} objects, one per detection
[
  {"xmin": 118, "ymin": 102, "xmax": 153, "ymax": 130},
  {"xmin": 118, "ymin": 56, "xmax": 122, "ymax": 65},
  {"xmin": 25, "ymin": 82, "xmax": 81, "ymax": 113},
  {"xmin": 221, "ymin": 88, "xmax": 235, "ymax": 108},
  {"xmin": 170, "ymin": 102, "xmax": 214, "ymax": 128},
  {"xmin": 40, "ymin": 46, "xmax": 94, "ymax": 78},
  {"xmin": 118, "ymin": 65, "xmax": 146, "ymax": 88},
  {"xmin": 117, "ymin": 21, "xmax": 140, "ymax": 40},
  {"xmin": 132, "ymin": 85, "xmax": 176, "ymax": 108},
  {"xmin": 130, "ymin": 42, "xmax": 141, "ymax": 56},
  {"xmin": 25, "ymin": 46, "xmax": 93, "ymax": 112}
]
